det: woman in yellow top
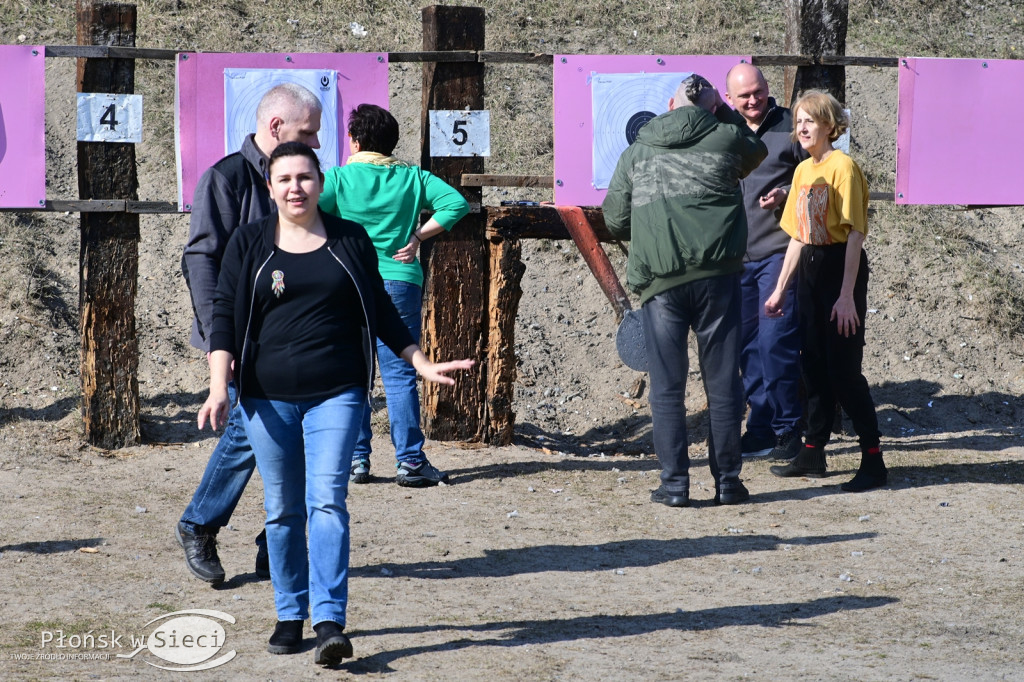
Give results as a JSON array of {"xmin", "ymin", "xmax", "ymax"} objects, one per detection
[{"xmin": 764, "ymin": 90, "xmax": 886, "ymax": 493}]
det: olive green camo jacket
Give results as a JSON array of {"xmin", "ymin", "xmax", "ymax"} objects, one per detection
[{"xmin": 602, "ymin": 105, "xmax": 768, "ymax": 304}]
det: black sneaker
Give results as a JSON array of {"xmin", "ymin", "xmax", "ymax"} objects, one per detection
[
  {"xmin": 395, "ymin": 459, "xmax": 449, "ymax": 487},
  {"xmin": 769, "ymin": 429, "xmax": 803, "ymax": 461},
  {"xmin": 650, "ymin": 485, "xmax": 690, "ymax": 507},
  {"xmin": 255, "ymin": 529, "xmax": 270, "ymax": 581},
  {"xmin": 267, "ymin": 620, "xmax": 304, "ymax": 655},
  {"xmin": 741, "ymin": 431, "xmax": 776, "ymax": 458},
  {"xmin": 313, "ymin": 621, "xmax": 353, "ymax": 666},
  {"xmin": 175, "ymin": 522, "xmax": 225, "ymax": 585},
  {"xmin": 350, "ymin": 458, "xmax": 371, "ymax": 484}
]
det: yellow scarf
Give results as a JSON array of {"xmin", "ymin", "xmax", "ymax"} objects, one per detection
[{"xmin": 346, "ymin": 151, "xmax": 408, "ymax": 167}]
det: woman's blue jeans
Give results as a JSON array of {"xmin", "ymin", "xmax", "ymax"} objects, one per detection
[
  {"xmin": 354, "ymin": 280, "xmax": 425, "ymax": 466},
  {"xmin": 240, "ymin": 388, "xmax": 365, "ymax": 626}
]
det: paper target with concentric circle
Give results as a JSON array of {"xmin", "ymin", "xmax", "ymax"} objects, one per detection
[
  {"xmin": 591, "ymin": 72, "xmax": 690, "ymax": 189},
  {"xmin": 224, "ymin": 68, "xmax": 340, "ymax": 171}
]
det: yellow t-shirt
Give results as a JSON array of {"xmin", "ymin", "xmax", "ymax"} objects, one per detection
[{"xmin": 780, "ymin": 150, "xmax": 868, "ymax": 245}]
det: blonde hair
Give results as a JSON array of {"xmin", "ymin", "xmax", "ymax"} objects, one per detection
[{"xmin": 790, "ymin": 90, "xmax": 848, "ymax": 143}]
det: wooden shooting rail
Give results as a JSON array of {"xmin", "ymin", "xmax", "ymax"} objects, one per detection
[{"xmin": 30, "ymin": 1, "xmax": 868, "ymax": 448}]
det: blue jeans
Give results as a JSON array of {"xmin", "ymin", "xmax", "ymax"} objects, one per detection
[
  {"xmin": 180, "ymin": 382, "xmax": 257, "ymax": 533},
  {"xmin": 740, "ymin": 254, "xmax": 803, "ymax": 438},
  {"xmin": 641, "ymin": 274, "xmax": 744, "ymax": 495},
  {"xmin": 240, "ymin": 388, "xmax": 365, "ymax": 626},
  {"xmin": 354, "ymin": 280, "xmax": 424, "ymax": 466}
]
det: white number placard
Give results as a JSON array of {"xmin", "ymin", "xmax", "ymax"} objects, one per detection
[
  {"xmin": 77, "ymin": 93, "xmax": 143, "ymax": 143},
  {"xmin": 428, "ymin": 110, "xmax": 490, "ymax": 157}
]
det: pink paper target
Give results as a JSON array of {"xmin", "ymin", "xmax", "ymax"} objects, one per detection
[
  {"xmin": 0, "ymin": 46, "xmax": 46, "ymax": 208},
  {"xmin": 553, "ymin": 54, "xmax": 751, "ymax": 207},
  {"xmin": 896, "ymin": 57, "xmax": 1024, "ymax": 205},
  {"xmin": 176, "ymin": 52, "xmax": 388, "ymax": 211}
]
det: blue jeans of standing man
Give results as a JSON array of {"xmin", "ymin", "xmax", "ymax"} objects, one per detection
[
  {"xmin": 240, "ymin": 388, "xmax": 365, "ymax": 626},
  {"xmin": 354, "ymin": 280, "xmax": 425, "ymax": 466},
  {"xmin": 641, "ymin": 274, "xmax": 744, "ymax": 496},
  {"xmin": 180, "ymin": 382, "xmax": 257, "ymax": 533},
  {"xmin": 740, "ymin": 253, "xmax": 803, "ymax": 439}
]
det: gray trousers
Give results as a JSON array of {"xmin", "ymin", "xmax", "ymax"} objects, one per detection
[{"xmin": 641, "ymin": 273, "xmax": 744, "ymax": 495}]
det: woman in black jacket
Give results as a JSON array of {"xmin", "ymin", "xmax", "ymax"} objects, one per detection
[{"xmin": 198, "ymin": 142, "xmax": 473, "ymax": 666}]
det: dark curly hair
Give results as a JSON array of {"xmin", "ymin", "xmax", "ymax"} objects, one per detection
[{"xmin": 347, "ymin": 103, "xmax": 400, "ymax": 155}]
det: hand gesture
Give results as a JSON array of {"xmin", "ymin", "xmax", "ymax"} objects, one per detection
[
  {"xmin": 765, "ymin": 290, "xmax": 786, "ymax": 318},
  {"xmin": 831, "ymin": 295, "xmax": 860, "ymax": 337},
  {"xmin": 392, "ymin": 237, "xmax": 419, "ymax": 264},
  {"xmin": 758, "ymin": 187, "xmax": 788, "ymax": 211},
  {"xmin": 198, "ymin": 387, "xmax": 230, "ymax": 431}
]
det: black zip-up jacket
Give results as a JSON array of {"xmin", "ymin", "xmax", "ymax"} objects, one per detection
[{"xmin": 208, "ymin": 210, "xmax": 415, "ymax": 399}]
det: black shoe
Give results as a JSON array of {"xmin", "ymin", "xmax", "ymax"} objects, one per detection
[
  {"xmin": 769, "ymin": 429, "xmax": 803, "ymax": 461},
  {"xmin": 395, "ymin": 459, "xmax": 449, "ymax": 487},
  {"xmin": 175, "ymin": 522, "xmax": 225, "ymax": 585},
  {"xmin": 313, "ymin": 621, "xmax": 353, "ymax": 666},
  {"xmin": 770, "ymin": 444, "xmax": 827, "ymax": 478},
  {"xmin": 255, "ymin": 529, "xmax": 270, "ymax": 580},
  {"xmin": 267, "ymin": 620, "xmax": 304, "ymax": 655},
  {"xmin": 741, "ymin": 431, "xmax": 776, "ymax": 458},
  {"xmin": 716, "ymin": 483, "xmax": 750, "ymax": 505},
  {"xmin": 841, "ymin": 452, "xmax": 888, "ymax": 492},
  {"xmin": 650, "ymin": 485, "xmax": 689, "ymax": 508}
]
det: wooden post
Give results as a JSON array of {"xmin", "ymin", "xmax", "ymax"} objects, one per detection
[
  {"xmin": 419, "ymin": 6, "xmax": 490, "ymax": 441},
  {"xmin": 784, "ymin": 0, "xmax": 849, "ymax": 105},
  {"xmin": 76, "ymin": 1, "xmax": 141, "ymax": 448},
  {"xmin": 484, "ymin": 230, "xmax": 525, "ymax": 444}
]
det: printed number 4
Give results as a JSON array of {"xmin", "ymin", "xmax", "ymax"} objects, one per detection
[
  {"xmin": 100, "ymin": 104, "xmax": 119, "ymax": 131},
  {"xmin": 452, "ymin": 120, "xmax": 468, "ymax": 145}
]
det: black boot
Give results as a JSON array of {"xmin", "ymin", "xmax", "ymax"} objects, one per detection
[
  {"xmin": 267, "ymin": 620, "xmax": 304, "ymax": 655},
  {"xmin": 770, "ymin": 443, "xmax": 826, "ymax": 478},
  {"xmin": 841, "ymin": 446, "xmax": 887, "ymax": 492},
  {"xmin": 313, "ymin": 621, "xmax": 353, "ymax": 666}
]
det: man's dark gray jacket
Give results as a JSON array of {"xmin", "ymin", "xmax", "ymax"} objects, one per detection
[
  {"xmin": 740, "ymin": 99, "xmax": 808, "ymax": 262},
  {"xmin": 181, "ymin": 134, "xmax": 274, "ymax": 351}
]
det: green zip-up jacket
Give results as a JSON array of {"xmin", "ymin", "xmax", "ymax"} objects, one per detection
[{"xmin": 602, "ymin": 104, "xmax": 768, "ymax": 304}]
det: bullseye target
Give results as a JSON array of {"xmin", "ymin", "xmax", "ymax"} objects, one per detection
[
  {"xmin": 591, "ymin": 72, "xmax": 691, "ymax": 189},
  {"xmin": 224, "ymin": 68, "xmax": 340, "ymax": 171}
]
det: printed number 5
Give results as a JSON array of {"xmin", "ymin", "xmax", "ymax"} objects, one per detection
[
  {"xmin": 100, "ymin": 104, "xmax": 119, "ymax": 131},
  {"xmin": 452, "ymin": 120, "xmax": 468, "ymax": 145}
]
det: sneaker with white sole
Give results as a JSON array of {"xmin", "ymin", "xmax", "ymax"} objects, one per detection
[
  {"xmin": 349, "ymin": 458, "xmax": 371, "ymax": 484},
  {"xmin": 395, "ymin": 459, "xmax": 449, "ymax": 487},
  {"xmin": 741, "ymin": 431, "xmax": 776, "ymax": 458},
  {"xmin": 768, "ymin": 429, "xmax": 803, "ymax": 461}
]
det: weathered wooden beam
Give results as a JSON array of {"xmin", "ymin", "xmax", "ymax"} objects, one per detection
[
  {"xmin": 419, "ymin": 5, "xmax": 490, "ymax": 442},
  {"xmin": 784, "ymin": 0, "xmax": 850, "ymax": 105},
  {"xmin": 390, "ymin": 50, "xmax": 478, "ymax": 63},
  {"xmin": 478, "ymin": 51, "xmax": 552, "ymax": 64},
  {"xmin": 46, "ymin": 44, "xmax": 178, "ymax": 59},
  {"xmin": 486, "ymin": 206, "xmax": 613, "ymax": 241},
  {"xmin": 484, "ymin": 233, "xmax": 525, "ymax": 444},
  {"xmin": 461, "ymin": 173, "xmax": 553, "ymax": 188},
  {"xmin": 76, "ymin": 1, "xmax": 141, "ymax": 448},
  {"xmin": 820, "ymin": 55, "xmax": 899, "ymax": 67}
]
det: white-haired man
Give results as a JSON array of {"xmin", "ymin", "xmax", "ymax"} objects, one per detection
[{"xmin": 178, "ymin": 83, "xmax": 322, "ymax": 585}]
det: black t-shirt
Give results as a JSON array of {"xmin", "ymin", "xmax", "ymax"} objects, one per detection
[{"xmin": 244, "ymin": 244, "xmax": 367, "ymax": 400}]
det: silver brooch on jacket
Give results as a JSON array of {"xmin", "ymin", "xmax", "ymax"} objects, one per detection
[{"xmin": 271, "ymin": 270, "xmax": 285, "ymax": 298}]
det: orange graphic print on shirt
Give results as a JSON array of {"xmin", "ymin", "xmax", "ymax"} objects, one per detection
[{"xmin": 795, "ymin": 182, "xmax": 831, "ymax": 245}]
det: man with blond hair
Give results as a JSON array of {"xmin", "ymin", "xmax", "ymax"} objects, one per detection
[{"xmin": 178, "ymin": 82, "xmax": 322, "ymax": 585}]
